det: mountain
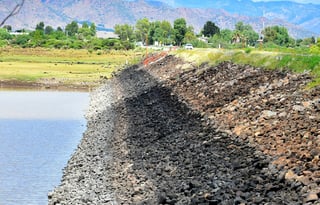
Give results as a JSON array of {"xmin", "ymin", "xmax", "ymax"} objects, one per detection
[
  {"xmin": 172, "ymin": 0, "xmax": 320, "ymax": 35},
  {"xmin": 0, "ymin": 0, "xmax": 319, "ymax": 39}
]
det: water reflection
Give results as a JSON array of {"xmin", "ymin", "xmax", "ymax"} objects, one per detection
[
  {"xmin": 0, "ymin": 91, "xmax": 89, "ymax": 205},
  {"xmin": 0, "ymin": 91, "xmax": 89, "ymax": 120}
]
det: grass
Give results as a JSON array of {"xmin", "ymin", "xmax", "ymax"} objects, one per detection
[
  {"xmin": 0, "ymin": 47, "xmax": 143, "ymax": 87},
  {"xmin": 174, "ymin": 48, "xmax": 320, "ymax": 88}
]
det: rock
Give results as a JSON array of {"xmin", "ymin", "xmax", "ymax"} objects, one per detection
[
  {"xmin": 261, "ymin": 110, "xmax": 277, "ymax": 118},
  {"xmin": 49, "ymin": 57, "xmax": 318, "ymax": 205},
  {"xmin": 293, "ymin": 105, "xmax": 305, "ymax": 112},
  {"xmin": 296, "ymin": 176, "xmax": 311, "ymax": 186},
  {"xmin": 304, "ymin": 192, "xmax": 319, "ymax": 203}
]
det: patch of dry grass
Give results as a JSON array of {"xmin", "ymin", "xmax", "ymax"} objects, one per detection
[{"xmin": 0, "ymin": 47, "xmax": 143, "ymax": 86}]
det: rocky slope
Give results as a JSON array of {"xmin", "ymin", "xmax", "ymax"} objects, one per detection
[
  {"xmin": 49, "ymin": 57, "xmax": 319, "ymax": 204},
  {"xmin": 146, "ymin": 55, "xmax": 320, "ymax": 204}
]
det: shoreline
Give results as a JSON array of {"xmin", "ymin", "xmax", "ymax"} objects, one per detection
[
  {"xmin": 48, "ymin": 79, "xmax": 119, "ymax": 204},
  {"xmin": 0, "ymin": 79, "xmax": 99, "ymax": 92}
]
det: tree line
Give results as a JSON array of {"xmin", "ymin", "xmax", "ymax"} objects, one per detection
[
  {"xmin": 0, "ymin": 21, "xmax": 134, "ymax": 50},
  {"xmin": 0, "ymin": 18, "xmax": 319, "ymax": 53},
  {"xmin": 115, "ymin": 17, "xmax": 318, "ymax": 50}
]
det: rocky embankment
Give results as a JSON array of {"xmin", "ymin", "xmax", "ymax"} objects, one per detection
[{"xmin": 49, "ymin": 56, "xmax": 319, "ymax": 205}]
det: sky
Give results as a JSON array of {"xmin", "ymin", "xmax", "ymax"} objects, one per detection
[
  {"xmin": 160, "ymin": 0, "xmax": 320, "ymax": 6},
  {"xmin": 252, "ymin": 0, "xmax": 320, "ymax": 3}
]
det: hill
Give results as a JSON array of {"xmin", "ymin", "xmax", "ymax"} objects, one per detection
[{"xmin": 0, "ymin": 0, "xmax": 318, "ymax": 39}]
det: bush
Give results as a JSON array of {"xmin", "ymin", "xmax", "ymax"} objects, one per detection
[
  {"xmin": 0, "ymin": 28, "xmax": 12, "ymax": 40},
  {"xmin": 190, "ymin": 39, "xmax": 208, "ymax": 48},
  {"xmin": 310, "ymin": 44, "xmax": 320, "ymax": 54},
  {"xmin": 0, "ymin": 40, "xmax": 8, "ymax": 47},
  {"xmin": 245, "ymin": 47, "xmax": 252, "ymax": 54},
  {"xmin": 12, "ymin": 34, "xmax": 31, "ymax": 47}
]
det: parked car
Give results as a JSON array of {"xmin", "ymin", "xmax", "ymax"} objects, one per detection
[{"xmin": 184, "ymin": 43, "xmax": 193, "ymax": 50}]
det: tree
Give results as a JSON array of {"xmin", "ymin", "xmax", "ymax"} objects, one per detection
[
  {"xmin": 78, "ymin": 22, "xmax": 94, "ymax": 39},
  {"xmin": 3, "ymin": 25, "xmax": 12, "ymax": 32},
  {"xmin": 65, "ymin": 21, "xmax": 79, "ymax": 37},
  {"xmin": 148, "ymin": 21, "xmax": 161, "ymax": 45},
  {"xmin": 36, "ymin": 22, "xmax": 45, "ymax": 31},
  {"xmin": 173, "ymin": 18, "xmax": 187, "ymax": 46},
  {"xmin": 220, "ymin": 29, "xmax": 233, "ymax": 42},
  {"xmin": 160, "ymin": 20, "xmax": 173, "ymax": 45},
  {"xmin": 209, "ymin": 29, "xmax": 233, "ymax": 48},
  {"xmin": 135, "ymin": 18, "xmax": 150, "ymax": 44},
  {"xmin": 233, "ymin": 21, "xmax": 259, "ymax": 46},
  {"xmin": 0, "ymin": 0, "xmax": 25, "ymax": 27},
  {"xmin": 310, "ymin": 38, "xmax": 320, "ymax": 54},
  {"xmin": 90, "ymin": 23, "xmax": 96, "ymax": 36},
  {"xmin": 202, "ymin": 21, "xmax": 220, "ymax": 37},
  {"xmin": 44, "ymin": 26, "xmax": 54, "ymax": 35},
  {"xmin": 235, "ymin": 21, "xmax": 246, "ymax": 32},
  {"xmin": 262, "ymin": 25, "xmax": 291, "ymax": 46},
  {"xmin": 0, "ymin": 28, "xmax": 12, "ymax": 40},
  {"xmin": 11, "ymin": 34, "xmax": 30, "ymax": 47},
  {"xmin": 114, "ymin": 24, "xmax": 135, "ymax": 41},
  {"xmin": 184, "ymin": 26, "xmax": 196, "ymax": 43}
]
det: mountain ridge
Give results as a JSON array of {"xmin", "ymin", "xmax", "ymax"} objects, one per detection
[{"xmin": 0, "ymin": 0, "xmax": 319, "ymax": 39}]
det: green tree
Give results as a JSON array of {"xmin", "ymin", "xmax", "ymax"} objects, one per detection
[
  {"xmin": 235, "ymin": 21, "xmax": 246, "ymax": 32},
  {"xmin": 0, "ymin": 28, "xmax": 12, "ymax": 40},
  {"xmin": 51, "ymin": 28, "xmax": 66, "ymax": 40},
  {"xmin": 262, "ymin": 25, "xmax": 291, "ymax": 46},
  {"xmin": 160, "ymin": 20, "xmax": 173, "ymax": 45},
  {"xmin": 65, "ymin": 21, "xmax": 79, "ymax": 37},
  {"xmin": 209, "ymin": 29, "xmax": 233, "ymax": 48},
  {"xmin": 202, "ymin": 21, "xmax": 220, "ymax": 37},
  {"xmin": 44, "ymin": 26, "xmax": 54, "ymax": 35},
  {"xmin": 173, "ymin": 18, "xmax": 187, "ymax": 46},
  {"xmin": 90, "ymin": 23, "xmax": 96, "ymax": 36},
  {"xmin": 12, "ymin": 34, "xmax": 30, "ymax": 47},
  {"xmin": 233, "ymin": 22, "xmax": 259, "ymax": 46},
  {"xmin": 79, "ymin": 23, "xmax": 93, "ymax": 39},
  {"xmin": 82, "ymin": 22, "xmax": 89, "ymax": 29},
  {"xmin": 220, "ymin": 29, "xmax": 233, "ymax": 42},
  {"xmin": 135, "ymin": 18, "xmax": 150, "ymax": 44},
  {"xmin": 36, "ymin": 22, "xmax": 45, "ymax": 31},
  {"xmin": 184, "ymin": 26, "xmax": 196, "ymax": 43},
  {"xmin": 3, "ymin": 25, "xmax": 12, "ymax": 32},
  {"xmin": 114, "ymin": 24, "xmax": 135, "ymax": 41},
  {"xmin": 148, "ymin": 21, "xmax": 161, "ymax": 45},
  {"xmin": 57, "ymin": 27, "xmax": 63, "ymax": 32},
  {"xmin": 310, "ymin": 38, "xmax": 320, "ymax": 54},
  {"xmin": 148, "ymin": 20, "xmax": 173, "ymax": 45}
]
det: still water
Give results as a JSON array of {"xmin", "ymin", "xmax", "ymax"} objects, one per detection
[{"xmin": 0, "ymin": 91, "xmax": 89, "ymax": 205}]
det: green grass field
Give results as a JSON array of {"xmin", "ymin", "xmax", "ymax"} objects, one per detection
[
  {"xmin": 0, "ymin": 47, "xmax": 143, "ymax": 87},
  {"xmin": 174, "ymin": 48, "xmax": 320, "ymax": 88}
]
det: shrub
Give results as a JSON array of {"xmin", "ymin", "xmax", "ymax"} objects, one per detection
[{"xmin": 245, "ymin": 47, "xmax": 252, "ymax": 54}]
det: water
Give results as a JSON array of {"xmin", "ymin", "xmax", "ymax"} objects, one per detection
[{"xmin": 0, "ymin": 91, "xmax": 89, "ymax": 205}]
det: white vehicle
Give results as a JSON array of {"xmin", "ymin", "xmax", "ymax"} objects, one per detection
[{"xmin": 184, "ymin": 43, "xmax": 193, "ymax": 50}]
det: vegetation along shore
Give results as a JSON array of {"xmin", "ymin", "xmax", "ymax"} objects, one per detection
[{"xmin": 0, "ymin": 17, "xmax": 320, "ymax": 89}]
